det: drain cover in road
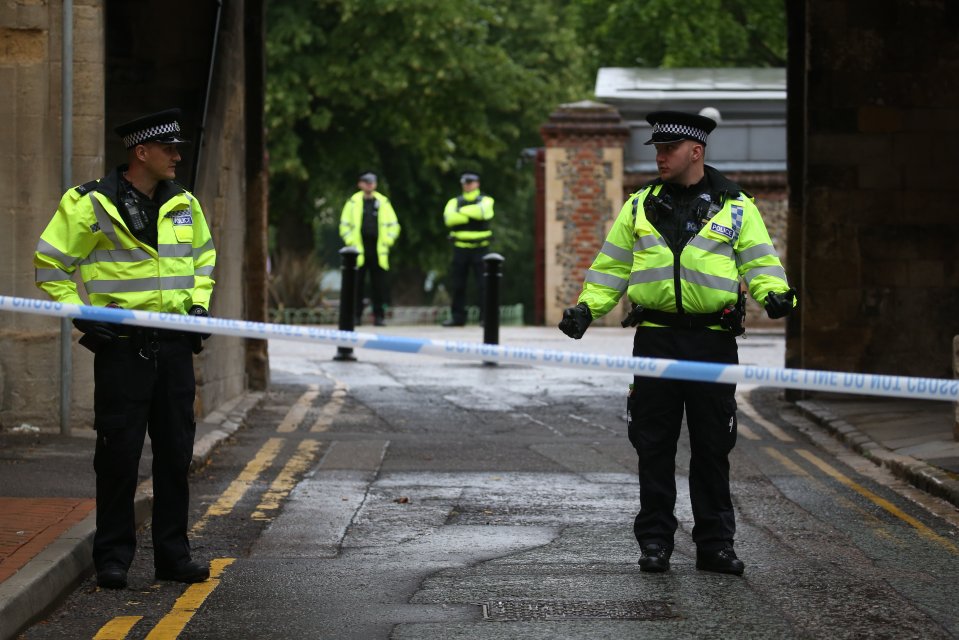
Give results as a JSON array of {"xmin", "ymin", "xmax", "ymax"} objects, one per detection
[{"xmin": 482, "ymin": 599, "xmax": 678, "ymax": 621}]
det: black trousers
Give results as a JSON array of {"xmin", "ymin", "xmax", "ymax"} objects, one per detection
[
  {"xmin": 92, "ymin": 332, "xmax": 197, "ymax": 572},
  {"xmin": 627, "ymin": 326, "xmax": 739, "ymax": 552},
  {"xmin": 449, "ymin": 246, "xmax": 487, "ymax": 323},
  {"xmin": 356, "ymin": 235, "xmax": 387, "ymax": 321}
]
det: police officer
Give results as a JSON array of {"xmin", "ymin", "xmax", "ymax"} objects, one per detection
[
  {"xmin": 442, "ymin": 172, "xmax": 495, "ymax": 326},
  {"xmin": 34, "ymin": 108, "xmax": 215, "ymax": 589},
  {"xmin": 339, "ymin": 172, "xmax": 401, "ymax": 326},
  {"xmin": 559, "ymin": 110, "xmax": 796, "ymax": 576}
]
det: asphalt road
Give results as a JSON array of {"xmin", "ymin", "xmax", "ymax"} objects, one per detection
[{"xmin": 18, "ymin": 327, "xmax": 959, "ymax": 639}]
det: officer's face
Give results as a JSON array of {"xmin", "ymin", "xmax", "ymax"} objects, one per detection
[
  {"xmin": 654, "ymin": 140, "xmax": 702, "ymax": 185},
  {"xmin": 358, "ymin": 179, "xmax": 377, "ymax": 195},
  {"xmin": 138, "ymin": 142, "xmax": 181, "ymax": 180},
  {"xmin": 461, "ymin": 179, "xmax": 479, "ymax": 191}
]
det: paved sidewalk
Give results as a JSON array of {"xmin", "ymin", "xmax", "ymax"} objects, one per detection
[
  {"xmin": 0, "ymin": 392, "xmax": 263, "ymax": 640},
  {"xmin": 2, "ymin": 325, "xmax": 958, "ymax": 639},
  {"xmin": 795, "ymin": 394, "xmax": 959, "ymax": 507}
]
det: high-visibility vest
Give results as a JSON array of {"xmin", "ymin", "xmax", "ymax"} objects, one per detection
[
  {"xmin": 34, "ymin": 178, "xmax": 216, "ymax": 313},
  {"xmin": 578, "ymin": 172, "xmax": 791, "ymax": 328},
  {"xmin": 444, "ymin": 188, "xmax": 494, "ymax": 248},
  {"xmin": 339, "ymin": 191, "xmax": 400, "ymax": 269}
]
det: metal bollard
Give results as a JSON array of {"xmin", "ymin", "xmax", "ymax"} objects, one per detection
[
  {"xmin": 483, "ymin": 253, "xmax": 505, "ymax": 360},
  {"xmin": 334, "ymin": 246, "xmax": 359, "ymax": 362}
]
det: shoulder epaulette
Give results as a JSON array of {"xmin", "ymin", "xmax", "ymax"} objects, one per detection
[{"xmin": 73, "ymin": 180, "xmax": 100, "ymax": 196}]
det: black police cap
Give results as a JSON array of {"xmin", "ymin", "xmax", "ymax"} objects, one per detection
[
  {"xmin": 115, "ymin": 108, "xmax": 189, "ymax": 149},
  {"xmin": 644, "ymin": 110, "xmax": 717, "ymax": 146}
]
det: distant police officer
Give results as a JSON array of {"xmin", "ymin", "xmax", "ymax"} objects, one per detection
[
  {"xmin": 34, "ymin": 108, "xmax": 215, "ymax": 589},
  {"xmin": 559, "ymin": 110, "xmax": 796, "ymax": 576},
  {"xmin": 339, "ymin": 172, "xmax": 401, "ymax": 326},
  {"xmin": 442, "ymin": 172, "xmax": 495, "ymax": 326}
]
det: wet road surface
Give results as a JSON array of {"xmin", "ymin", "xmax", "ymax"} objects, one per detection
[{"xmin": 19, "ymin": 327, "xmax": 959, "ymax": 639}]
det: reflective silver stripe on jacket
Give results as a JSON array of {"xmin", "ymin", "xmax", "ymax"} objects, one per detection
[
  {"xmin": 743, "ymin": 265, "xmax": 787, "ymax": 285},
  {"xmin": 194, "ymin": 265, "xmax": 214, "ymax": 276},
  {"xmin": 159, "ymin": 244, "xmax": 193, "ymax": 258},
  {"xmin": 84, "ymin": 275, "xmax": 195, "ymax": 294},
  {"xmin": 89, "ymin": 196, "xmax": 122, "ymax": 248},
  {"xmin": 193, "ymin": 238, "xmax": 214, "ymax": 260},
  {"xmin": 35, "ymin": 239, "xmax": 79, "ymax": 268},
  {"xmin": 81, "ymin": 247, "xmax": 153, "ymax": 264},
  {"xmin": 735, "ymin": 243, "xmax": 777, "ymax": 264},
  {"xmin": 585, "ymin": 269, "xmax": 628, "ymax": 292},
  {"xmin": 681, "ymin": 267, "xmax": 740, "ymax": 293},
  {"xmin": 633, "ymin": 234, "xmax": 666, "ymax": 252},
  {"xmin": 628, "ymin": 266, "xmax": 673, "ymax": 286},
  {"xmin": 688, "ymin": 235, "xmax": 735, "ymax": 259},
  {"xmin": 35, "ymin": 267, "xmax": 72, "ymax": 282},
  {"xmin": 600, "ymin": 241, "xmax": 633, "ymax": 264}
]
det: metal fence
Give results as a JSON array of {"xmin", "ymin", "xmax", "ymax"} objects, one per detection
[{"xmin": 269, "ymin": 304, "xmax": 525, "ymax": 326}]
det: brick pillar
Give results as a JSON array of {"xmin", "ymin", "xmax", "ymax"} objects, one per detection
[{"xmin": 539, "ymin": 101, "xmax": 629, "ymax": 326}]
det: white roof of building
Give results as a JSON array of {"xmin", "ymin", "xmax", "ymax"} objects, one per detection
[{"xmin": 596, "ymin": 67, "xmax": 786, "ymax": 102}]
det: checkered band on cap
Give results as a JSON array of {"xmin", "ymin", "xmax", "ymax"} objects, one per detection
[
  {"xmin": 652, "ymin": 122, "xmax": 708, "ymax": 143},
  {"xmin": 122, "ymin": 121, "xmax": 181, "ymax": 148}
]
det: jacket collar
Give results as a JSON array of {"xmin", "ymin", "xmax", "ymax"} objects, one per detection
[{"xmin": 99, "ymin": 165, "xmax": 186, "ymax": 207}]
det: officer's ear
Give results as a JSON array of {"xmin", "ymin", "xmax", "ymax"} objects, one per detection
[
  {"xmin": 691, "ymin": 143, "xmax": 705, "ymax": 162},
  {"xmin": 132, "ymin": 144, "xmax": 149, "ymax": 163}
]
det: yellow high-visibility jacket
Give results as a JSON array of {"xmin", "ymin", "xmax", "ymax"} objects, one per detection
[
  {"xmin": 34, "ymin": 170, "xmax": 216, "ymax": 313},
  {"xmin": 444, "ymin": 188, "xmax": 494, "ymax": 248},
  {"xmin": 339, "ymin": 191, "xmax": 400, "ymax": 269},
  {"xmin": 578, "ymin": 167, "xmax": 792, "ymax": 328}
]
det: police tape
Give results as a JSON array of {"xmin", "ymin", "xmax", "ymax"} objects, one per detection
[{"xmin": 3, "ymin": 294, "xmax": 958, "ymax": 403}]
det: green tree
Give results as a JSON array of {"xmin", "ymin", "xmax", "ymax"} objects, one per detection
[
  {"xmin": 569, "ymin": 0, "xmax": 786, "ymax": 77},
  {"xmin": 266, "ymin": 0, "xmax": 588, "ymax": 308}
]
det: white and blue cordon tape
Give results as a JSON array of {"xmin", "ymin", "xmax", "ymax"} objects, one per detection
[{"xmin": 3, "ymin": 295, "xmax": 958, "ymax": 403}]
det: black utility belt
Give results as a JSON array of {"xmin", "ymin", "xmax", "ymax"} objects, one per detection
[
  {"xmin": 116, "ymin": 327, "xmax": 191, "ymax": 341},
  {"xmin": 622, "ymin": 305, "xmax": 723, "ymax": 329}
]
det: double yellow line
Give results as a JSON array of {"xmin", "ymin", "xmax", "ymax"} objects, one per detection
[{"xmin": 94, "ymin": 380, "xmax": 346, "ymax": 639}]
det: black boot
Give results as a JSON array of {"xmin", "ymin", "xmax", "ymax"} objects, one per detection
[
  {"xmin": 156, "ymin": 559, "xmax": 210, "ymax": 583},
  {"xmin": 696, "ymin": 547, "xmax": 745, "ymax": 576},
  {"xmin": 638, "ymin": 543, "xmax": 672, "ymax": 573},
  {"xmin": 97, "ymin": 565, "xmax": 128, "ymax": 589}
]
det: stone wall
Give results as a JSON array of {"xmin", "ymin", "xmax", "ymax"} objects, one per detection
[
  {"xmin": 0, "ymin": 0, "xmax": 104, "ymax": 429},
  {"xmin": 793, "ymin": 0, "xmax": 959, "ymax": 378},
  {"xmin": 0, "ymin": 1, "xmax": 255, "ymax": 429}
]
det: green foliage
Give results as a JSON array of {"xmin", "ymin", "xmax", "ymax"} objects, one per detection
[
  {"xmin": 568, "ymin": 0, "xmax": 787, "ymax": 76},
  {"xmin": 266, "ymin": 0, "xmax": 587, "ymax": 306},
  {"xmin": 265, "ymin": 0, "xmax": 787, "ymax": 311}
]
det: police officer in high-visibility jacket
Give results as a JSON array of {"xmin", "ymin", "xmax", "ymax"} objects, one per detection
[
  {"xmin": 442, "ymin": 172, "xmax": 495, "ymax": 326},
  {"xmin": 34, "ymin": 109, "xmax": 215, "ymax": 590},
  {"xmin": 339, "ymin": 172, "xmax": 400, "ymax": 326},
  {"xmin": 559, "ymin": 110, "xmax": 796, "ymax": 576}
]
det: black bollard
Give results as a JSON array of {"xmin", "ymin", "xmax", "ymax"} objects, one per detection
[
  {"xmin": 482, "ymin": 253, "xmax": 505, "ymax": 363},
  {"xmin": 334, "ymin": 246, "xmax": 359, "ymax": 362}
]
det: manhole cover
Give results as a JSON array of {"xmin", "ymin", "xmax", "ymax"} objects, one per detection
[{"xmin": 482, "ymin": 599, "xmax": 678, "ymax": 621}]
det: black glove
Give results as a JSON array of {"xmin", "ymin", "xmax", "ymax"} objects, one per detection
[
  {"xmin": 189, "ymin": 305, "xmax": 212, "ymax": 339},
  {"xmin": 764, "ymin": 288, "xmax": 797, "ymax": 319},
  {"xmin": 188, "ymin": 305, "xmax": 211, "ymax": 354},
  {"xmin": 72, "ymin": 318, "xmax": 119, "ymax": 353},
  {"xmin": 558, "ymin": 303, "xmax": 592, "ymax": 340}
]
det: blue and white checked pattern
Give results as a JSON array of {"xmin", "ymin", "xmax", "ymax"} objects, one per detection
[
  {"xmin": 730, "ymin": 204, "xmax": 744, "ymax": 242},
  {"xmin": 1, "ymin": 295, "xmax": 958, "ymax": 402},
  {"xmin": 122, "ymin": 121, "xmax": 181, "ymax": 148},
  {"xmin": 651, "ymin": 122, "xmax": 708, "ymax": 143}
]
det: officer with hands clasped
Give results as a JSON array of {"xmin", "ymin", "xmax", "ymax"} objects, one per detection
[
  {"xmin": 442, "ymin": 172, "xmax": 495, "ymax": 326},
  {"xmin": 34, "ymin": 108, "xmax": 216, "ymax": 589},
  {"xmin": 559, "ymin": 110, "xmax": 796, "ymax": 576}
]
